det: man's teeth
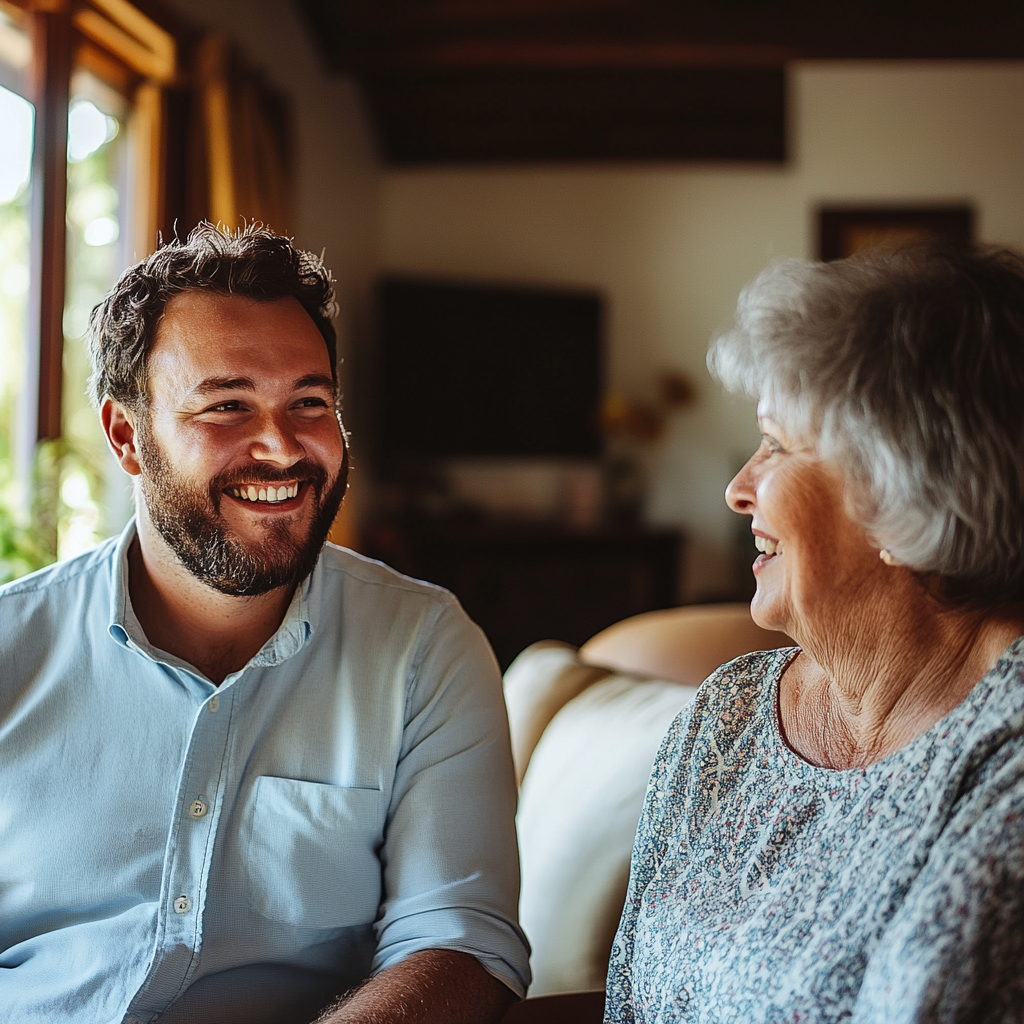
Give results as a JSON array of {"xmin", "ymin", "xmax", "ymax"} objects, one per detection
[
  {"xmin": 754, "ymin": 535, "xmax": 780, "ymax": 556},
  {"xmin": 228, "ymin": 483, "xmax": 300, "ymax": 503}
]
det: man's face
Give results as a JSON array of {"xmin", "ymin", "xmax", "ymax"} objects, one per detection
[{"xmin": 135, "ymin": 290, "xmax": 347, "ymax": 597}]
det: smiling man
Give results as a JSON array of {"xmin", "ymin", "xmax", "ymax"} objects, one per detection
[{"xmin": 0, "ymin": 226, "xmax": 529, "ymax": 1023}]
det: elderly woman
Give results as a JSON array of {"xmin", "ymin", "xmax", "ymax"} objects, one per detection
[{"xmin": 605, "ymin": 246, "xmax": 1024, "ymax": 1023}]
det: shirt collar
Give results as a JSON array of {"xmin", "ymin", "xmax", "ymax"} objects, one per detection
[{"xmin": 107, "ymin": 518, "xmax": 320, "ymax": 675}]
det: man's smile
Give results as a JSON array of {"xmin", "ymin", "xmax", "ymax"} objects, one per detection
[{"xmin": 225, "ymin": 482, "xmax": 302, "ymax": 504}]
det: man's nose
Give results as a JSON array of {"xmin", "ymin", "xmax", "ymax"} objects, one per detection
[{"xmin": 249, "ymin": 412, "xmax": 305, "ymax": 466}]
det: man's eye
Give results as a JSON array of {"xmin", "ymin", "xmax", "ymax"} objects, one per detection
[
  {"xmin": 209, "ymin": 401, "xmax": 242, "ymax": 412},
  {"xmin": 296, "ymin": 397, "xmax": 329, "ymax": 408}
]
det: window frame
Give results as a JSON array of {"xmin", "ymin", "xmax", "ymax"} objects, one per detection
[{"xmin": 6, "ymin": 0, "xmax": 175, "ymax": 448}]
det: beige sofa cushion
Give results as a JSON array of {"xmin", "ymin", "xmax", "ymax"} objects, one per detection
[
  {"xmin": 515, "ymin": 663, "xmax": 698, "ymax": 995},
  {"xmin": 503, "ymin": 641, "xmax": 614, "ymax": 786},
  {"xmin": 580, "ymin": 602, "xmax": 790, "ymax": 687},
  {"xmin": 504, "ymin": 607, "xmax": 790, "ymax": 997}
]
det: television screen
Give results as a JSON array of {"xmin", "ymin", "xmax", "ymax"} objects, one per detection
[{"xmin": 376, "ymin": 277, "xmax": 603, "ymax": 464}]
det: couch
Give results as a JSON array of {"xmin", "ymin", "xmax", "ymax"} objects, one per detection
[{"xmin": 503, "ymin": 603, "xmax": 791, "ymax": 998}]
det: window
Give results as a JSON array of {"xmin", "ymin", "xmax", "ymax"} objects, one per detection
[
  {"xmin": 63, "ymin": 68, "xmax": 131, "ymax": 553},
  {"xmin": 0, "ymin": 0, "xmax": 175, "ymax": 578},
  {"xmin": 0, "ymin": 4, "xmax": 37, "ymax": 577}
]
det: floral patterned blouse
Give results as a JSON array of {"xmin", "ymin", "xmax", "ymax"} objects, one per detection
[{"xmin": 605, "ymin": 641, "xmax": 1024, "ymax": 1024}]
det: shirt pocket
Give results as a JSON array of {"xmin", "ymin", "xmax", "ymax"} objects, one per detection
[{"xmin": 242, "ymin": 775, "xmax": 385, "ymax": 929}]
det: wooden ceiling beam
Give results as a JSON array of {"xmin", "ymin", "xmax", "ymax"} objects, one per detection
[
  {"xmin": 334, "ymin": 40, "xmax": 796, "ymax": 72},
  {"xmin": 295, "ymin": 0, "xmax": 1024, "ymax": 165},
  {"xmin": 301, "ymin": 0, "xmax": 1024, "ymax": 68}
]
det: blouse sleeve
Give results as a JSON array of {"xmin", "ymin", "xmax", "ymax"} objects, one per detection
[{"xmin": 853, "ymin": 753, "xmax": 1024, "ymax": 1023}]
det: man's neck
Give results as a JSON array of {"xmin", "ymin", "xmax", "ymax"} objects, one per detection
[{"xmin": 127, "ymin": 513, "xmax": 297, "ymax": 685}]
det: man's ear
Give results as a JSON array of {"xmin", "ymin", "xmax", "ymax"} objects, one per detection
[{"xmin": 101, "ymin": 399, "xmax": 142, "ymax": 477}]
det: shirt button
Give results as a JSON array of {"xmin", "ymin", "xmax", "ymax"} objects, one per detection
[
  {"xmin": 173, "ymin": 895, "xmax": 191, "ymax": 914},
  {"xmin": 208, "ymin": 695, "xmax": 220, "ymax": 713},
  {"xmin": 189, "ymin": 798, "xmax": 208, "ymax": 819}
]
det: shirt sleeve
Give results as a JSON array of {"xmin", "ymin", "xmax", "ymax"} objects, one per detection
[
  {"xmin": 853, "ymin": 751, "xmax": 1024, "ymax": 1024},
  {"xmin": 370, "ymin": 596, "xmax": 531, "ymax": 997}
]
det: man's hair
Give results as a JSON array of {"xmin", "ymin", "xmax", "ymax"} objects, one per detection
[
  {"xmin": 708, "ymin": 244, "xmax": 1024, "ymax": 608},
  {"xmin": 86, "ymin": 223, "xmax": 338, "ymax": 412}
]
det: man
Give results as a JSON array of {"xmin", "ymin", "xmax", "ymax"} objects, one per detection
[{"xmin": 0, "ymin": 225, "xmax": 530, "ymax": 1023}]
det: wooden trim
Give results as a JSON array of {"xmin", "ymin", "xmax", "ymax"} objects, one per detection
[
  {"xmin": 74, "ymin": 34, "xmax": 138, "ymax": 92},
  {"xmin": 6, "ymin": 0, "xmax": 67, "ymax": 12},
  {"xmin": 341, "ymin": 39, "xmax": 795, "ymax": 72},
  {"xmin": 72, "ymin": 1, "xmax": 174, "ymax": 83},
  {"xmin": 0, "ymin": 0, "xmax": 29, "ymax": 17},
  {"xmin": 502, "ymin": 990, "xmax": 605, "ymax": 1024},
  {"xmin": 13, "ymin": 0, "xmax": 175, "ymax": 454},
  {"xmin": 73, "ymin": 0, "xmax": 177, "ymax": 257},
  {"xmin": 818, "ymin": 206, "xmax": 975, "ymax": 261},
  {"xmin": 127, "ymin": 78, "xmax": 164, "ymax": 257},
  {"xmin": 197, "ymin": 34, "xmax": 235, "ymax": 229},
  {"xmin": 0, "ymin": 1, "xmax": 32, "ymax": 70},
  {"xmin": 26, "ymin": 3, "xmax": 72, "ymax": 443},
  {"xmin": 88, "ymin": 0, "xmax": 173, "ymax": 70},
  {"xmin": 302, "ymin": 0, "xmax": 1024, "ymax": 66}
]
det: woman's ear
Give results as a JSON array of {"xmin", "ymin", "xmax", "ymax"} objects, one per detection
[{"xmin": 101, "ymin": 399, "xmax": 141, "ymax": 476}]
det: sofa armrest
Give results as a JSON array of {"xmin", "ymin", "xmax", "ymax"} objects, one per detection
[
  {"xmin": 579, "ymin": 602, "xmax": 791, "ymax": 686},
  {"xmin": 516, "ymin": 665, "xmax": 698, "ymax": 995},
  {"xmin": 503, "ymin": 641, "xmax": 613, "ymax": 786}
]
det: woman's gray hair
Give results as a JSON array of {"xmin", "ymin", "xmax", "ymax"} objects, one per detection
[{"xmin": 708, "ymin": 245, "xmax": 1024, "ymax": 608}]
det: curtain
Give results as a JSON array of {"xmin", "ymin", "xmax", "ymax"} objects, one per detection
[{"xmin": 184, "ymin": 33, "xmax": 293, "ymax": 236}]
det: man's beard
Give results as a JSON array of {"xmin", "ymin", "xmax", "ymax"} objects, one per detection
[{"xmin": 136, "ymin": 429, "xmax": 348, "ymax": 597}]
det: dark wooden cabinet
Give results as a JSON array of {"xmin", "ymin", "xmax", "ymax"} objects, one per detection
[{"xmin": 365, "ymin": 522, "xmax": 682, "ymax": 670}]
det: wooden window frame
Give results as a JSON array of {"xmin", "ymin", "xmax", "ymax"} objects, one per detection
[{"xmin": 6, "ymin": 0, "xmax": 175, "ymax": 446}]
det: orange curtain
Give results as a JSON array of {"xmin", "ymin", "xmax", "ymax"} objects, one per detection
[{"xmin": 192, "ymin": 33, "xmax": 292, "ymax": 235}]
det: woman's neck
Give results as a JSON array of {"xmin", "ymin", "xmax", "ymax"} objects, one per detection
[{"xmin": 778, "ymin": 595, "xmax": 1024, "ymax": 770}]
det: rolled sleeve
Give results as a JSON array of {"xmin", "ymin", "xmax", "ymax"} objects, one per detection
[{"xmin": 371, "ymin": 599, "xmax": 532, "ymax": 997}]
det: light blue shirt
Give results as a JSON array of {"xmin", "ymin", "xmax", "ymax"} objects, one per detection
[{"xmin": 0, "ymin": 522, "xmax": 529, "ymax": 1023}]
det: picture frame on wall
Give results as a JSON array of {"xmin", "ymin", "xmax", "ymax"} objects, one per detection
[{"xmin": 818, "ymin": 206, "xmax": 974, "ymax": 261}]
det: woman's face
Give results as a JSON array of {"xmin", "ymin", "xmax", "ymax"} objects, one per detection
[{"xmin": 726, "ymin": 409, "xmax": 883, "ymax": 641}]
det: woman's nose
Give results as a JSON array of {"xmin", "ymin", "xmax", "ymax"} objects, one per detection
[{"xmin": 726, "ymin": 455, "xmax": 756, "ymax": 514}]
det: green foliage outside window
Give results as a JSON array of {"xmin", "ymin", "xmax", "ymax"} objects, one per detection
[
  {"xmin": 0, "ymin": 77, "xmax": 133, "ymax": 585},
  {"xmin": 0, "ymin": 439, "xmax": 106, "ymax": 584},
  {"xmin": 61, "ymin": 81, "xmax": 133, "ymax": 559}
]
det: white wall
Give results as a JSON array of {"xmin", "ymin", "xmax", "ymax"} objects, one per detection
[{"xmin": 376, "ymin": 62, "xmax": 1024, "ymax": 600}]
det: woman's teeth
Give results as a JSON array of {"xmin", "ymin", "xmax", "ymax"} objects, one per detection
[
  {"xmin": 228, "ymin": 483, "xmax": 299, "ymax": 503},
  {"xmin": 754, "ymin": 535, "xmax": 780, "ymax": 556}
]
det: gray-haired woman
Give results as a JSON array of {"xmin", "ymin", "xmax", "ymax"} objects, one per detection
[{"xmin": 605, "ymin": 246, "xmax": 1024, "ymax": 1024}]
